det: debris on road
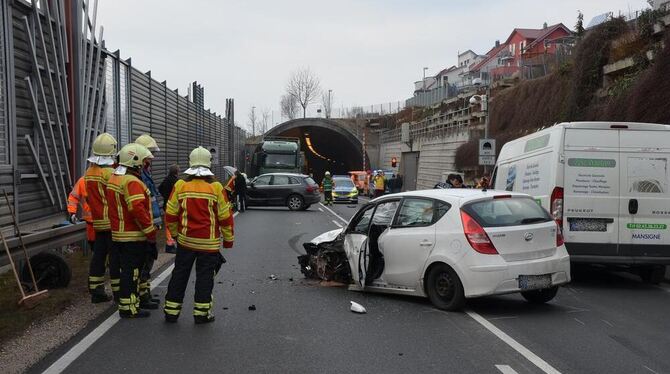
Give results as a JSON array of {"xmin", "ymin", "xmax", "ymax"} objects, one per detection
[
  {"xmin": 320, "ymin": 280, "xmax": 346, "ymax": 288},
  {"xmin": 288, "ymin": 277, "xmax": 293, "ymax": 282},
  {"xmin": 268, "ymin": 274, "xmax": 278, "ymax": 281},
  {"xmin": 248, "ymin": 305, "xmax": 256, "ymax": 311},
  {"xmin": 350, "ymin": 301, "xmax": 366, "ymax": 314}
]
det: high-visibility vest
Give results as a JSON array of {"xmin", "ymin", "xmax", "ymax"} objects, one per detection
[
  {"xmin": 84, "ymin": 165, "xmax": 113, "ymax": 231},
  {"xmin": 68, "ymin": 177, "xmax": 92, "ymax": 223},
  {"xmin": 68, "ymin": 177, "xmax": 95, "ymax": 241},
  {"xmin": 374, "ymin": 175, "xmax": 385, "ymax": 190},
  {"xmin": 106, "ymin": 173, "xmax": 156, "ymax": 242},
  {"xmin": 165, "ymin": 178, "xmax": 234, "ymax": 252}
]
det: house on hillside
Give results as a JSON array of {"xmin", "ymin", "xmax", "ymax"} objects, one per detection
[
  {"xmin": 467, "ymin": 40, "xmax": 511, "ymax": 84},
  {"xmin": 490, "ymin": 23, "xmax": 573, "ymax": 80}
]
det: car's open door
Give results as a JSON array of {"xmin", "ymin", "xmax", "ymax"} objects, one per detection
[{"xmin": 344, "ymin": 205, "xmax": 375, "ymax": 289}]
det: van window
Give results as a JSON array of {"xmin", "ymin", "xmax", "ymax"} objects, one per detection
[
  {"xmin": 524, "ymin": 134, "xmax": 550, "ymax": 153},
  {"xmin": 462, "ymin": 197, "xmax": 552, "ymax": 227}
]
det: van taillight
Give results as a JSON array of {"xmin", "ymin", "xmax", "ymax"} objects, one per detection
[
  {"xmin": 460, "ymin": 210, "xmax": 498, "ymax": 255},
  {"xmin": 550, "ymin": 187, "xmax": 564, "ymax": 227}
]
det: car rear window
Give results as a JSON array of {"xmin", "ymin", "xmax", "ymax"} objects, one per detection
[
  {"xmin": 462, "ymin": 197, "xmax": 552, "ymax": 228},
  {"xmin": 305, "ymin": 177, "xmax": 317, "ymax": 185}
]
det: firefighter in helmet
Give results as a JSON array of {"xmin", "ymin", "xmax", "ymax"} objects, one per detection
[
  {"xmin": 106, "ymin": 143, "xmax": 157, "ymax": 318},
  {"xmin": 164, "ymin": 146, "xmax": 234, "ymax": 324},
  {"xmin": 84, "ymin": 133, "xmax": 119, "ymax": 303}
]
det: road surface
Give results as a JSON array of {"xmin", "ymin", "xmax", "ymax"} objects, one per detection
[{"xmin": 32, "ymin": 197, "xmax": 670, "ymax": 374}]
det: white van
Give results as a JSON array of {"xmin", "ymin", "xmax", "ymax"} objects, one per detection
[{"xmin": 492, "ymin": 122, "xmax": 670, "ymax": 283}]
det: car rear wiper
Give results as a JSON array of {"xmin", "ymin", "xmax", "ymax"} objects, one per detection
[{"xmin": 520, "ymin": 217, "xmax": 549, "ymax": 224}]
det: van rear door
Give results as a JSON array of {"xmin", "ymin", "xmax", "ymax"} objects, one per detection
[
  {"xmin": 563, "ymin": 128, "xmax": 620, "ymax": 258},
  {"xmin": 618, "ymin": 128, "xmax": 670, "ymax": 260}
]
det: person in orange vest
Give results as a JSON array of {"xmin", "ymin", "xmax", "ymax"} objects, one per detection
[
  {"xmin": 106, "ymin": 143, "xmax": 157, "ymax": 318},
  {"xmin": 67, "ymin": 177, "xmax": 95, "ymax": 248},
  {"xmin": 164, "ymin": 147, "xmax": 234, "ymax": 324},
  {"xmin": 84, "ymin": 133, "xmax": 118, "ymax": 303}
]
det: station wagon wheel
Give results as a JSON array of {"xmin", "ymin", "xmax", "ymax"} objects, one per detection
[
  {"xmin": 426, "ymin": 264, "xmax": 465, "ymax": 311},
  {"xmin": 287, "ymin": 195, "xmax": 304, "ymax": 211}
]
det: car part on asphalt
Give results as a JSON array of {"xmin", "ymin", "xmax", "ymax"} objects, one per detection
[
  {"xmin": 350, "ymin": 301, "xmax": 367, "ymax": 314},
  {"xmin": 248, "ymin": 305, "xmax": 256, "ymax": 311}
]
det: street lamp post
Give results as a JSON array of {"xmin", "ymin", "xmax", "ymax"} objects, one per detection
[
  {"xmin": 328, "ymin": 89, "xmax": 332, "ymax": 119},
  {"xmin": 252, "ymin": 106, "xmax": 256, "ymax": 137},
  {"xmin": 470, "ymin": 85, "xmax": 492, "ymax": 173},
  {"xmin": 422, "ymin": 67, "xmax": 429, "ymax": 91}
]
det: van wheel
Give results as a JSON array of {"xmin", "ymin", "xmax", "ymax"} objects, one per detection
[
  {"xmin": 521, "ymin": 286, "xmax": 558, "ymax": 304},
  {"xmin": 287, "ymin": 195, "xmax": 304, "ymax": 211},
  {"xmin": 638, "ymin": 265, "xmax": 665, "ymax": 284},
  {"xmin": 425, "ymin": 264, "xmax": 465, "ymax": 311}
]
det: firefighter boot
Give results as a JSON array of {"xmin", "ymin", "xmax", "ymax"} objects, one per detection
[
  {"xmin": 139, "ymin": 293, "xmax": 159, "ymax": 310},
  {"xmin": 119, "ymin": 309, "xmax": 151, "ymax": 319},
  {"xmin": 91, "ymin": 287, "xmax": 112, "ymax": 303},
  {"xmin": 194, "ymin": 315, "xmax": 215, "ymax": 324}
]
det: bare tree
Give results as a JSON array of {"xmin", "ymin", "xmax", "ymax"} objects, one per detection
[
  {"xmin": 280, "ymin": 94, "xmax": 299, "ymax": 120},
  {"xmin": 248, "ymin": 106, "xmax": 257, "ymax": 137},
  {"xmin": 286, "ymin": 68, "xmax": 321, "ymax": 118},
  {"xmin": 260, "ymin": 108, "xmax": 271, "ymax": 134},
  {"xmin": 321, "ymin": 90, "xmax": 334, "ymax": 119}
]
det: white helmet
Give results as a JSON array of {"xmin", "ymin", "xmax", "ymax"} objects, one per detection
[{"xmin": 325, "ymin": 171, "xmax": 331, "ymax": 176}]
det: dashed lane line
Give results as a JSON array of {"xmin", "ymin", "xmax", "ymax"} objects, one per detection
[
  {"xmin": 319, "ymin": 202, "xmax": 349, "ymax": 224},
  {"xmin": 465, "ymin": 310, "xmax": 562, "ymax": 374},
  {"xmin": 495, "ymin": 365, "xmax": 520, "ymax": 374},
  {"xmin": 43, "ymin": 213, "xmax": 239, "ymax": 374}
]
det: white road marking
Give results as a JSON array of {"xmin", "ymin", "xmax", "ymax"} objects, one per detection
[
  {"xmin": 601, "ymin": 319, "xmax": 614, "ymax": 327},
  {"xmin": 465, "ymin": 310, "xmax": 562, "ymax": 374},
  {"xmin": 318, "ymin": 208, "xmax": 324, "ymax": 212},
  {"xmin": 332, "ymin": 220, "xmax": 343, "ymax": 228},
  {"xmin": 643, "ymin": 365, "xmax": 660, "ymax": 374},
  {"xmin": 488, "ymin": 316, "xmax": 519, "ymax": 321},
  {"xmin": 43, "ymin": 213, "xmax": 238, "ymax": 374},
  {"xmin": 495, "ymin": 365, "xmax": 520, "ymax": 374},
  {"xmin": 319, "ymin": 202, "xmax": 349, "ymax": 224},
  {"xmin": 566, "ymin": 308, "xmax": 590, "ymax": 314},
  {"xmin": 573, "ymin": 318, "xmax": 586, "ymax": 326}
]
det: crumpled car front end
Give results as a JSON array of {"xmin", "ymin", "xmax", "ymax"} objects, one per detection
[{"xmin": 298, "ymin": 229, "xmax": 352, "ymax": 283}]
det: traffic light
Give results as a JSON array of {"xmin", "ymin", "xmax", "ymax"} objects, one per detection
[{"xmin": 391, "ymin": 157, "xmax": 398, "ymax": 168}]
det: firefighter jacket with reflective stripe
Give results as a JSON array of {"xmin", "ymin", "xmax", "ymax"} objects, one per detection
[
  {"xmin": 106, "ymin": 173, "xmax": 157, "ymax": 242},
  {"xmin": 85, "ymin": 165, "xmax": 113, "ymax": 231},
  {"xmin": 68, "ymin": 177, "xmax": 92, "ymax": 223},
  {"xmin": 165, "ymin": 178, "xmax": 234, "ymax": 252}
]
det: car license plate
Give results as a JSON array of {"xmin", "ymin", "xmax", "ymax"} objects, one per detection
[
  {"xmin": 569, "ymin": 218, "xmax": 607, "ymax": 232},
  {"xmin": 518, "ymin": 274, "xmax": 552, "ymax": 290}
]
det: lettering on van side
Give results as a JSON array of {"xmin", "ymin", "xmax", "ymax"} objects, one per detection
[
  {"xmin": 567, "ymin": 208, "xmax": 595, "ymax": 213},
  {"xmin": 652, "ymin": 211, "xmax": 670, "ymax": 215},
  {"xmin": 632, "ymin": 233, "xmax": 661, "ymax": 240}
]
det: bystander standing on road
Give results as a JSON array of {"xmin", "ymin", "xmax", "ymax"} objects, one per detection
[
  {"xmin": 395, "ymin": 173, "xmax": 404, "ymax": 193},
  {"xmin": 159, "ymin": 164, "xmax": 180, "ymax": 253},
  {"xmin": 234, "ymin": 170, "xmax": 247, "ymax": 212}
]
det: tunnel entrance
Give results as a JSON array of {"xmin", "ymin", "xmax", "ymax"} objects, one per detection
[{"xmin": 265, "ymin": 119, "xmax": 367, "ymax": 182}]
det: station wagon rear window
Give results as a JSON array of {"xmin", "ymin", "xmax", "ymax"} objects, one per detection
[{"xmin": 462, "ymin": 197, "xmax": 552, "ymax": 228}]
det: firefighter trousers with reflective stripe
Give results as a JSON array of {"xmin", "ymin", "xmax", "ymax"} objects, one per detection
[
  {"xmin": 139, "ymin": 253, "xmax": 154, "ymax": 298},
  {"xmin": 88, "ymin": 231, "xmax": 120, "ymax": 294},
  {"xmin": 117, "ymin": 241, "xmax": 146, "ymax": 316},
  {"xmin": 164, "ymin": 246, "xmax": 221, "ymax": 318}
]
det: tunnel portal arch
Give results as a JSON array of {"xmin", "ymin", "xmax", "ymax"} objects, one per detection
[{"xmin": 264, "ymin": 118, "xmax": 368, "ymax": 182}]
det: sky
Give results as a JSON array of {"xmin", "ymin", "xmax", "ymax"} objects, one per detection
[{"xmin": 97, "ymin": 0, "xmax": 649, "ymax": 131}]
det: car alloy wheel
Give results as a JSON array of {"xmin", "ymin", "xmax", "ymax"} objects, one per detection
[{"xmin": 287, "ymin": 195, "xmax": 304, "ymax": 211}]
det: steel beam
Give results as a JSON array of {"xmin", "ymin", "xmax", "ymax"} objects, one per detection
[{"xmin": 24, "ymin": 134, "xmax": 55, "ymax": 205}]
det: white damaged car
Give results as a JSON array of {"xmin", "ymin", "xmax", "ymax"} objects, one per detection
[{"xmin": 298, "ymin": 189, "xmax": 571, "ymax": 310}]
